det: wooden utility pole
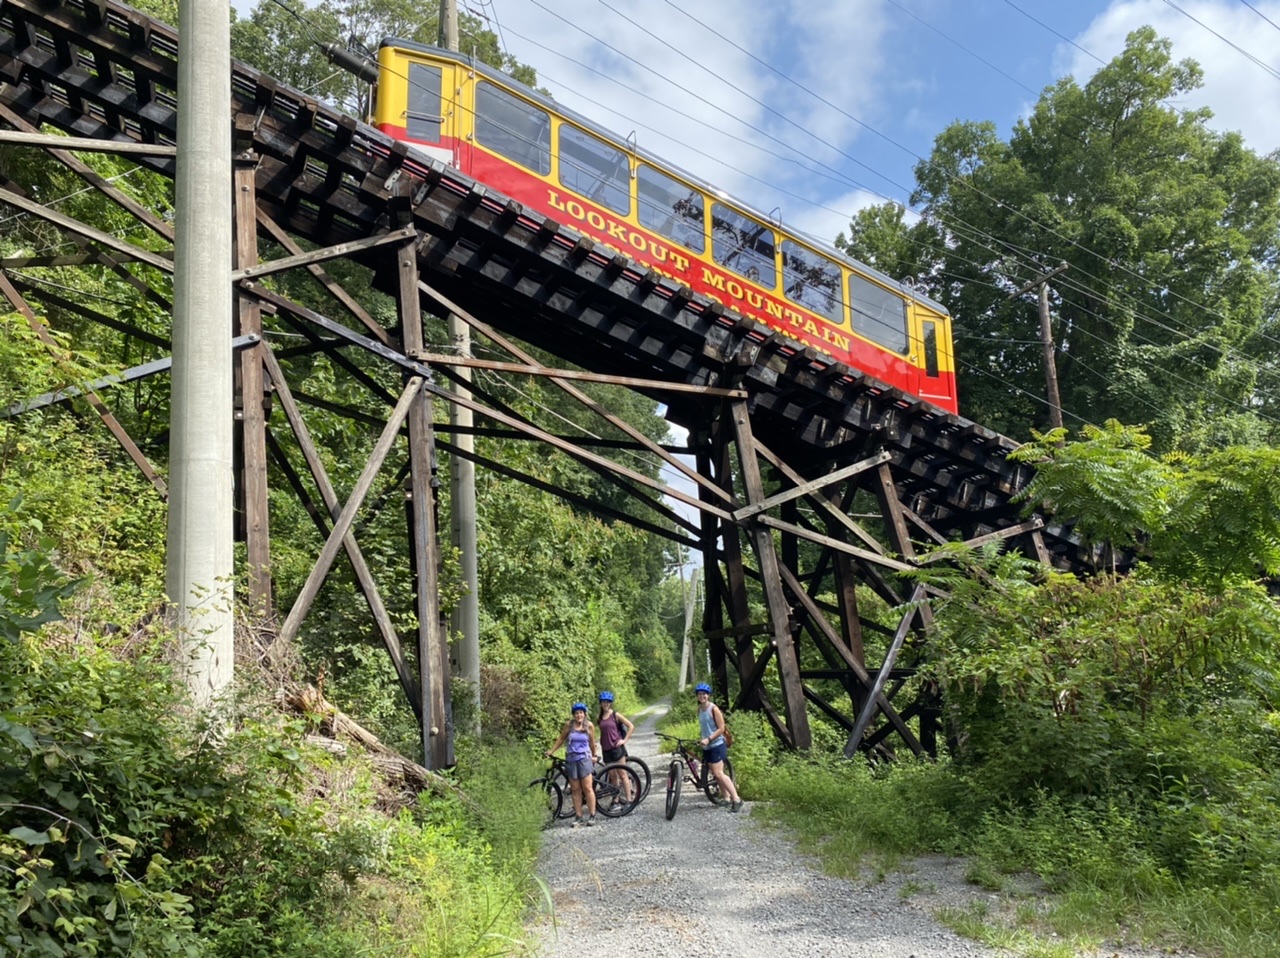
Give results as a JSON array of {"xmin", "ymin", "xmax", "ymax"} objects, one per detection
[{"xmin": 1010, "ymin": 262, "xmax": 1069, "ymax": 430}]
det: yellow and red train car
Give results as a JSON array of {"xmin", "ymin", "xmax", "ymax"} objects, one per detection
[{"xmin": 372, "ymin": 39, "xmax": 958, "ymax": 413}]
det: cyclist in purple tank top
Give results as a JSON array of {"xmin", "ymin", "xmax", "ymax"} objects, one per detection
[{"xmin": 546, "ymin": 702, "xmax": 600, "ymax": 826}]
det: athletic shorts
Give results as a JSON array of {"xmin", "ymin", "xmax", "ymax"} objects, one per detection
[
  {"xmin": 602, "ymin": 745, "xmax": 627, "ymax": 764},
  {"xmin": 702, "ymin": 742, "xmax": 727, "ymax": 765},
  {"xmin": 564, "ymin": 757, "xmax": 594, "ymax": 781}
]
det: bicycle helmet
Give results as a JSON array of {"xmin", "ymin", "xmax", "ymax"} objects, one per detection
[
  {"xmin": 598, "ymin": 691, "xmax": 614, "ymax": 702},
  {"xmin": 571, "ymin": 702, "xmax": 587, "ymax": 713},
  {"xmin": 694, "ymin": 682, "xmax": 712, "ymax": 694}
]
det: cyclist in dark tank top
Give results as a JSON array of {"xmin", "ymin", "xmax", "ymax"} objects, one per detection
[{"xmin": 597, "ymin": 691, "xmax": 634, "ymax": 806}]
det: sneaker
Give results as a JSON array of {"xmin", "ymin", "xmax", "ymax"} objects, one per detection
[
  {"xmin": 572, "ymin": 816, "xmax": 583, "ymax": 828},
  {"xmin": 586, "ymin": 815, "xmax": 597, "ymax": 827},
  {"xmin": 730, "ymin": 800, "xmax": 744, "ymax": 813}
]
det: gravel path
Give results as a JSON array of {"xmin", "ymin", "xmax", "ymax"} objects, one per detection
[
  {"xmin": 528, "ymin": 701, "xmax": 1187, "ymax": 958},
  {"xmin": 529, "ymin": 700, "xmax": 1005, "ymax": 958}
]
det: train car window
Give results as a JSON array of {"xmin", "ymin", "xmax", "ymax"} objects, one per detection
[
  {"xmin": 921, "ymin": 319, "xmax": 940, "ymax": 377},
  {"xmin": 711, "ymin": 203, "xmax": 776, "ymax": 288},
  {"xmin": 406, "ymin": 63, "xmax": 443, "ymax": 142},
  {"xmin": 558, "ymin": 125, "xmax": 630, "ymax": 215},
  {"xmin": 781, "ymin": 240, "xmax": 841, "ymax": 322},
  {"xmin": 637, "ymin": 165, "xmax": 704, "ymax": 253},
  {"xmin": 848, "ymin": 273, "xmax": 908, "ymax": 354},
  {"xmin": 474, "ymin": 81, "xmax": 551, "ymax": 175}
]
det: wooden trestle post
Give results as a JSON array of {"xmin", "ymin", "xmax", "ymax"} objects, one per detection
[
  {"xmin": 729, "ymin": 400, "xmax": 812, "ymax": 750},
  {"xmin": 393, "ymin": 207, "xmax": 453, "ymax": 769},
  {"xmin": 233, "ymin": 117, "xmax": 272, "ymax": 622}
]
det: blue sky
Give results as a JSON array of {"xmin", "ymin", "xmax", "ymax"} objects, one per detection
[{"xmin": 481, "ymin": 0, "xmax": 1280, "ymax": 247}]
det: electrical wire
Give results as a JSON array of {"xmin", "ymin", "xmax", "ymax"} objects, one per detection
[
  {"xmin": 1238, "ymin": 0, "xmax": 1280, "ymax": 34},
  {"xmin": 1161, "ymin": 0, "xmax": 1280, "ymax": 82}
]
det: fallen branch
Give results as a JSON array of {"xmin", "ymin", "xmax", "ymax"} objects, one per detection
[{"xmin": 281, "ymin": 685, "xmax": 475, "ymax": 811}]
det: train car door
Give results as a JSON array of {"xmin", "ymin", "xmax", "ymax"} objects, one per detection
[
  {"xmin": 909, "ymin": 311, "xmax": 954, "ymax": 409},
  {"xmin": 404, "ymin": 59, "xmax": 454, "ymax": 166}
]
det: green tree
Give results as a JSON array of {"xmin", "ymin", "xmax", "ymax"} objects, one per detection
[
  {"xmin": 231, "ymin": 0, "xmax": 538, "ymax": 118},
  {"xmin": 840, "ymin": 28, "xmax": 1280, "ymax": 449}
]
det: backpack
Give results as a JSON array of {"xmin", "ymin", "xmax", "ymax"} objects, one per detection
[{"xmin": 716, "ymin": 705, "xmax": 733, "ymax": 747}]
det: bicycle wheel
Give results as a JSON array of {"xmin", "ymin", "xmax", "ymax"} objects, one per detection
[
  {"xmin": 664, "ymin": 759, "xmax": 682, "ymax": 820},
  {"xmin": 595, "ymin": 763, "xmax": 641, "ymax": 817},
  {"xmin": 529, "ymin": 778, "xmax": 564, "ymax": 825},
  {"xmin": 543, "ymin": 780, "xmax": 564, "ymax": 823},
  {"xmin": 625, "ymin": 755, "xmax": 651, "ymax": 802},
  {"xmin": 552, "ymin": 770, "xmax": 575, "ymax": 819},
  {"xmin": 703, "ymin": 755, "xmax": 735, "ymax": 806}
]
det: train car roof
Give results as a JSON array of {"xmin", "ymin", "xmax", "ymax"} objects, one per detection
[{"xmin": 380, "ymin": 36, "xmax": 949, "ymax": 317}]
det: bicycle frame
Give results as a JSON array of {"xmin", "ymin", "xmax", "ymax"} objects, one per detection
[{"xmin": 657, "ymin": 732, "xmax": 734, "ymax": 819}]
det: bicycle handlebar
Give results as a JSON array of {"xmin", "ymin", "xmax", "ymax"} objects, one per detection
[{"xmin": 656, "ymin": 732, "xmax": 699, "ymax": 750}]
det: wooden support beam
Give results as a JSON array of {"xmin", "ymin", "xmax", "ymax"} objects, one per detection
[
  {"xmin": 906, "ymin": 513, "xmax": 1047, "ymax": 564},
  {"xmin": 901, "ymin": 504, "xmax": 950, "ymax": 546},
  {"xmin": 419, "ymin": 279, "xmax": 737, "ymax": 508},
  {"xmin": 259, "ymin": 349, "xmax": 421, "ymax": 715},
  {"xmin": 0, "ymin": 104, "xmax": 175, "ymax": 243},
  {"xmin": 779, "ymin": 563, "xmax": 922, "ymax": 756},
  {"xmin": 755, "ymin": 515, "xmax": 916, "ymax": 572},
  {"xmin": 955, "ymin": 516, "xmax": 1044, "ymax": 553},
  {"xmin": 733, "ymin": 640, "xmax": 776, "ymax": 712},
  {"xmin": 234, "ymin": 147, "xmax": 272, "ymax": 620},
  {"xmin": 240, "ymin": 281, "xmax": 738, "ymax": 523},
  {"xmin": 436, "ymin": 437, "xmax": 700, "ymax": 549},
  {"xmin": 0, "ymin": 187, "xmax": 174, "ymax": 272},
  {"xmin": 1027, "ymin": 528, "xmax": 1053, "ymax": 566},
  {"xmin": 754, "ymin": 440, "xmax": 890, "ymax": 556},
  {"xmin": 0, "ymin": 270, "xmax": 168, "ymax": 497},
  {"xmin": 3, "ymin": 336, "xmax": 258, "ymax": 416},
  {"xmin": 277, "ymin": 379, "xmax": 422, "ymax": 646},
  {"xmin": 730, "ymin": 399, "xmax": 811, "ymax": 749},
  {"xmin": 707, "ymin": 429, "xmax": 757, "ymax": 704},
  {"xmin": 844, "ymin": 584, "xmax": 927, "ymax": 757},
  {"xmin": 733, "ymin": 450, "xmax": 890, "ymax": 521},
  {"xmin": 256, "ymin": 210, "xmax": 392, "ymax": 347},
  {"xmin": 419, "ymin": 353, "xmax": 747, "ymax": 398},
  {"xmin": 0, "ymin": 129, "xmax": 177, "ymax": 155},
  {"xmin": 801, "ymin": 684, "xmax": 854, "ymax": 731},
  {"xmin": 397, "ymin": 228, "xmax": 452, "ymax": 770},
  {"xmin": 230, "ymin": 225, "xmax": 416, "ymax": 282}
]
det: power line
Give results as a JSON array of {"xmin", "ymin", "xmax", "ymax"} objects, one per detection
[
  {"xmin": 1161, "ymin": 0, "xmax": 1280, "ymax": 83},
  {"xmin": 1238, "ymin": 0, "xmax": 1280, "ymax": 34}
]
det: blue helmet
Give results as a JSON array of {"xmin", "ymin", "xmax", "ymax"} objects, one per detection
[
  {"xmin": 598, "ymin": 691, "xmax": 614, "ymax": 702},
  {"xmin": 571, "ymin": 702, "xmax": 587, "ymax": 713},
  {"xmin": 695, "ymin": 682, "xmax": 712, "ymax": 694}
]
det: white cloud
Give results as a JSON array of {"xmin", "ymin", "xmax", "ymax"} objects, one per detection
[
  {"xmin": 1065, "ymin": 0, "xmax": 1280, "ymax": 153},
  {"xmin": 787, "ymin": 187, "xmax": 886, "ymax": 249},
  {"xmin": 489, "ymin": 0, "xmax": 893, "ymax": 215}
]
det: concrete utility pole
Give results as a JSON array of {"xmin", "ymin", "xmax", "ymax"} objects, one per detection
[
  {"xmin": 1009, "ymin": 262, "xmax": 1069, "ymax": 431},
  {"xmin": 677, "ymin": 565, "xmax": 695, "ymax": 690},
  {"xmin": 168, "ymin": 0, "xmax": 234, "ymax": 705},
  {"xmin": 438, "ymin": 0, "xmax": 481, "ymax": 731}
]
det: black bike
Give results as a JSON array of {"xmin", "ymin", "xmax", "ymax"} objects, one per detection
[
  {"xmin": 528, "ymin": 756, "xmax": 643, "ymax": 822},
  {"xmin": 656, "ymin": 732, "xmax": 735, "ymax": 820}
]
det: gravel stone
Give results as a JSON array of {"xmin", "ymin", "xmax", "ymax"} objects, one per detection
[{"xmin": 529, "ymin": 702, "xmax": 1194, "ymax": 958}]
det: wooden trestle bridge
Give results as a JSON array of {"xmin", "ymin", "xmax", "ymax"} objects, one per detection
[{"xmin": 0, "ymin": 0, "xmax": 1102, "ymax": 768}]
